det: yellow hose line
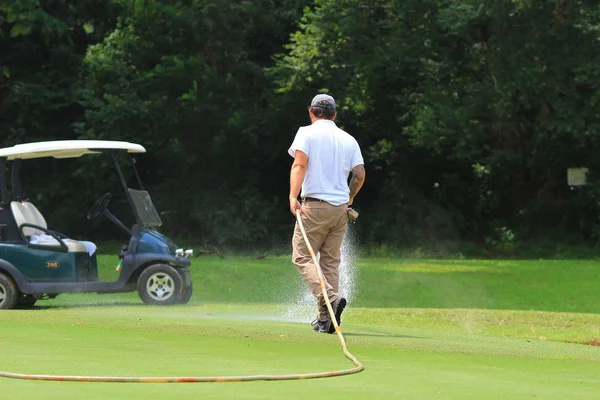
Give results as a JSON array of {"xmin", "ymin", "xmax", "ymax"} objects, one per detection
[{"xmin": 0, "ymin": 211, "xmax": 363, "ymax": 383}]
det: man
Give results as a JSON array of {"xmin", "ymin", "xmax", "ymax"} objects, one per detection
[{"xmin": 288, "ymin": 93, "xmax": 366, "ymax": 334}]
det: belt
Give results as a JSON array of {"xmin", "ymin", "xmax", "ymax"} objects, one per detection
[{"xmin": 303, "ymin": 197, "xmax": 325, "ymax": 202}]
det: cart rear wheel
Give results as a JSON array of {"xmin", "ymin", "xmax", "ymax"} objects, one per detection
[
  {"xmin": 0, "ymin": 273, "xmax": 18, "ymax": 310},
  {"xmin": 137, "ymin": 264, "xmax": 184, "ymax": 305}
]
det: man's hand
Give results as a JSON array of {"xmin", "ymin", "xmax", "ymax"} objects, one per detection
[
  {"xmin": 347, "ymin": 207, "xmax": 359, "ymax": 223},
  {"xmin": 289, "ymin": 196, "xmax": 302, "ymax": 217}
]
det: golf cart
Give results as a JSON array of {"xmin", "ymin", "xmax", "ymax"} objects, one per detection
[{"xmin": 0, "ymin": 140, "xmax": 194, "ymax": 309}]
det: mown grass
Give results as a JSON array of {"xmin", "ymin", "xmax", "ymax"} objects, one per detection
[
  {"xmin": 1, "ymin": 253, "xmax": 599, "ymax": 399},
  {"xmin": 48, "ymin": 254, "xmax": 600, "ymax": 343},
  {"xmin": 95, "ymin": 255, "xmax": 600, "ymax": 310}
]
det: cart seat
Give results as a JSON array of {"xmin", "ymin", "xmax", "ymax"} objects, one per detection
[
  {"xmin": 10, "ymin": 201, "xmax": 88, "ymax": 253},
  {"xmin": 21, "ymin": 201, "xmax": 48, "ymax": 231}
]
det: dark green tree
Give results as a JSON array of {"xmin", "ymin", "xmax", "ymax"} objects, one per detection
[
  {"xmin": 273, "ymin": 0, "xmax": 600, "ymax": 249},
  {"xmin": 0, "ymin": 0, "xmax": 121, "ymax": 235},
  {"xmin": 79, "ymin": 0, "xmax": 310, "ymax": 246}
]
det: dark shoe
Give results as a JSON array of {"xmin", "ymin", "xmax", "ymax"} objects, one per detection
[
  {"xmin": 326, "ymin": 297, "xmax": 347, "ymax": 334},
  {"xmin": 311, "ymin": 319, "xmax": 328, "ymax": 333}
]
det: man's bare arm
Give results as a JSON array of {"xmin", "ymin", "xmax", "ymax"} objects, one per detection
[
  {"xmin": 348, "ymin": 164, "xmax": 365, "ymax": 205},
  {"xmin": 289, "ymin": 150, "xmax": 308, "ymax": 215}
]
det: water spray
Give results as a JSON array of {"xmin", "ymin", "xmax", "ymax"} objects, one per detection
[
  {"xmin": 0, "ymin": 210, "xmax": 364, "ymax": 383},
  {"xmin": 283, "ymin": 221, "xmax": 358, "ymax": 322}
]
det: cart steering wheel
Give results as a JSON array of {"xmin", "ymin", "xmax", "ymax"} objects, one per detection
[{"xmin": 87, "ymin": 193, "xmax": 112, "ymax": 220}]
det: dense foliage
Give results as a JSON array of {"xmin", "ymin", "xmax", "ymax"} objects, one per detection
[{"xmin": 2, "ymin": 0, "xmax": 600, "ymax": 252}]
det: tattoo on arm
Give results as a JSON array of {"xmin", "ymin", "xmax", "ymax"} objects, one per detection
[{"xmin": 349, "ymin": 164, "xmax": 366, "ymax": 199}]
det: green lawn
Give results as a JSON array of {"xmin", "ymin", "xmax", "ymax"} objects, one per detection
[{"xmin": 1, "ymin": 255, "xmax": 599, "ymax": 399}]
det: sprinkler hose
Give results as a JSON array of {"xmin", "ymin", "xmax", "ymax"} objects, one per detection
[{"xmin": 0, "ymin": 210, "xmax": 364, "ymax": 383}]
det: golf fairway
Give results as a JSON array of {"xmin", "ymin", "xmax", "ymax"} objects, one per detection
[{"xmin": 1, "ymin": 303, "xmax": 599, "ymax": 400}]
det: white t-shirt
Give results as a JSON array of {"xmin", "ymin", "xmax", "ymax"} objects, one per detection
[{"xmin": 288, "ymin": 119, "xmax": 364, "ymax": 206}]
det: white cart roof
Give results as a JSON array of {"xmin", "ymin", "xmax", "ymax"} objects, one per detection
[{"xmin": 0, "ymin": 140, "xmax": 146, "ymax": 160}]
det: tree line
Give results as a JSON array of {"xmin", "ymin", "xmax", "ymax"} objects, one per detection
[{"xmin": 2, "ymin": 0, "xmax": 600, "ymax": 253}]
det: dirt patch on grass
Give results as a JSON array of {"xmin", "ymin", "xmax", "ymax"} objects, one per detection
[{"xmin": 583, "ymin": 340, "xmax": 600, "ymax": 346}]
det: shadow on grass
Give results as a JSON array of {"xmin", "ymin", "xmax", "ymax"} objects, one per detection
[
  {"xmin": 343, "ymin": 332, "xmax": 423, "ymax": 340},
  {"xmin": 31, "ymin": 302, "xmax": 143, "ymax": 310}
]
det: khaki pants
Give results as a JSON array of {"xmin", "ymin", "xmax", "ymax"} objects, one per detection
[{"xmin": 292, "ymin": 200, "xmax": 348, "ymax": 312}]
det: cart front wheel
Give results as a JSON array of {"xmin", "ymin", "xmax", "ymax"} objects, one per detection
[
  {"xmin": 137, "ymin": 264, "xmax": 184, "ymax": 305},
  {"xmin": 180, "ymin": 282, "xmax": 193, "ymax": 305}
]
